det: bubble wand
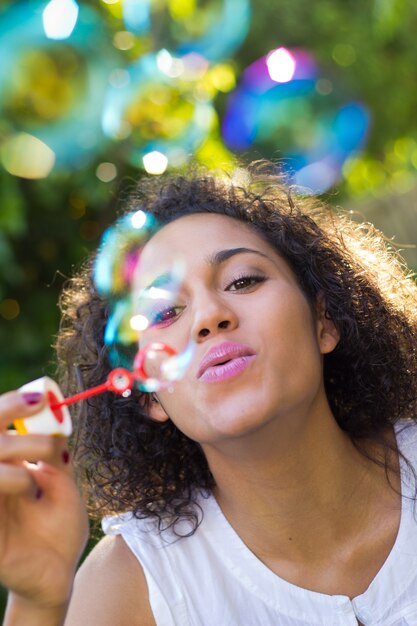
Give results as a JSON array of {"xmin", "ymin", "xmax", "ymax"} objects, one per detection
[{"xmin": 14, "ymin": 342, "xmax": 177, "ymax": 436}]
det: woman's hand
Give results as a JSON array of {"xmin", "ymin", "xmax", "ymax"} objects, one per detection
[{"xmin": 0, "ymin": 389, "xmax": 89, "ymax": 622}]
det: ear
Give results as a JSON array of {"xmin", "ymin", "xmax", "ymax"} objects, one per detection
[
  {"xmin": 315, "ymin": 294, "xmax": 340, "ymax": 355},
  {"xmin": 147, "ymin": 393, "xmax": 170, "ymax": 423}
]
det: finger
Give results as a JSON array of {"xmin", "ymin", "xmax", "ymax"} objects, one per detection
[
  {"xmin": 46, "ymin": 436, "xmax": 72, "ymax": 472},
  {"xmin": 0, "ymin": 433, "xmax": 56, "ymax": 464},
  {"xmin": 0, "ymin": 462, "xmax": 36, "ymax": 495},
  {"xmin": 28, "ymin": 444, "xmax": 78, "ymax": 503},
  {"xmin": 0, "ymin": 390, "xmax": 46, "ymax": 431},
  {"xmin": 0, "ymin": 433, "xmax": 73, "ymax": 474},
  {"xmin": 35, "ymin": 436, "xmax": 74, "ymax": 479}
]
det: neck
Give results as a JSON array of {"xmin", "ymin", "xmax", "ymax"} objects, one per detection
[{"xmin": 203, "ymin": 399, "xmax": 399, "ymax": 563}]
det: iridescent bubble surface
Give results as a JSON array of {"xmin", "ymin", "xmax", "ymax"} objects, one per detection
[
  {"xmin": 122, "ymin": 0, "xmax": 151, "ymax": 34},
  {"xmin": 222, "ymin": 47, "xmax": 370, "ymax": 194},
  {"xmin": 119, "ymin": 0, "xmax": 250, "ymax": 62},
  {"xmin": 102, "ymin": 52, "xmax": 214, "ymax": 169},
  {"xmin": 94, "ymin": 211, "xmax": 194, "ymax": 392},
  {"xmin": 0, "ymin": 1, "xmax": 117, "ymax": 171},
  {"xmin": 174, "ymin": 0, "xmax": 251, "ymax": 62}
]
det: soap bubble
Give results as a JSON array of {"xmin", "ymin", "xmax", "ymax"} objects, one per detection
[
  {"xmin": 222, "ymin": 47, "xmax": 370, "ymax": 194},
  {"xmin": 120, "ymin": 0, "xmax": 250, "ymax": 62},
  {"xmin": 174, "ymin": 0, "xmax": 251, "ymax": 62},
  {"xmin": 94, "ymin": 210, "xmax": 158, "ymax": 297},
  {"xmin": 122, "ymin": 0, "xmax": 151, "ymax": 35},
  {"xmin": 102, "ymin": 52, "xmax": 214, "ymax": 169},
  {"xmin": 0, "ymin": 1, "xmax": 117, "ymax": 170},
  {"xmin": 94, "ymin": 210, "xmax": 194, "ymax": 392}
]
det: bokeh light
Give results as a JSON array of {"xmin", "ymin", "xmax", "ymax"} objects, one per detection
[
  {"xmin": 96, "ymin": 162, "xmax": 118, "ymax": 182},
  {"xmin": 1, "ymin": 133, "xmax": 55, "ymax": 179},
  {"xmin": 143, "ymin": 151, "xmax": 169, "ymax": 175},
  {"xmin": 43, "ymin": 0, "xmax": 80, "ymax": 40},
  {"xmin": 266, "ymin": 48, "xmax": 296, "ymax": 83},
  {"xmin": 0, "ymin": 299, "xmax": 20, "ymax": 321},
  {"xmin": 113, "ymin": 30, "xmax": 136, "ymax": 50},
  {"xmin": 222, "ymin": 47, "xmax": 370, "ymax": 194}
]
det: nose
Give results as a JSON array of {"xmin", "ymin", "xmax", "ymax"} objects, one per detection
[{"xmin": 191, "ymin": 291, "xmax": 238, "ymax": 342}]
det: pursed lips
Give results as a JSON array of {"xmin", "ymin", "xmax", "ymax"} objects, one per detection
[{"xmin": 196, "ymin": 341, "xmax": 256, "ymax": 379}]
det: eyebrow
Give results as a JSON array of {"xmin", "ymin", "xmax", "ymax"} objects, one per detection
[
  {"xmin": 142, "ymin": 247, "xmax": 271, "ymax": 291},
  {"xmin": 208, "ymin": 247, "xmax": 271, "ymax": 266},
  {"xmin": 141, "ymin": 272, "xmax": 176, "ymax": 293}
]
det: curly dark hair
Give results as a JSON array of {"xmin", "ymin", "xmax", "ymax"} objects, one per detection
[{"xmin": 55, "ymin": 162, "xmax": 417, "ymax": 531}]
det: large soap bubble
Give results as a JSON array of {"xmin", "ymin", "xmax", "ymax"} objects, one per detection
[
  {"xmin": 0, "ymin": 1, "xmax": 117, "ymax": 172},
  {"xmin": 120, "ymin": 0, "xmax": 250, "ymax": 62},
  {"xmin": 222, "ymin": 47, "xmax": 370, "ymax": 194},
  {"xmin": 174, "ymin": 0, "xmax": 251, "ymax": 62},
  {"xmin": 94, "ymin": 210, "xmax": 195, "ymax": 392},
  {"xmin": 102, "ymin": 52, "xmax": 214, "ymax": 171},
  {"xmin": 122, "ymin": 0, "xmax": 151, "ymax": 35}
]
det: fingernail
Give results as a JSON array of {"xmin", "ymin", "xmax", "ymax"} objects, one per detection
[
  {"xmin": 62, "ymin": 450, "xmax": 70, "ymax": 464},
  {"xmin": 22, "ymin": 392, "xmax": 43, "ymax": 406},
  {"xmin": 35, "ymin": 487, "xmax": 43, "ymax": 500}
]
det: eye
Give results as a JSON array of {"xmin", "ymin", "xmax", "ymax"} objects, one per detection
[
  {"xmin": 226, "ymin": 274, "xmax": 266, "ymax": 292},
  {"xmin": 149, "ymin": 305, "xmax": 184, "ymax": 327}
]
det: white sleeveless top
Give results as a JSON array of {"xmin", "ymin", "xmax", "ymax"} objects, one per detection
[{"xmin": 103, "ymin": 421, "xmax": 417, "ymax": 626}]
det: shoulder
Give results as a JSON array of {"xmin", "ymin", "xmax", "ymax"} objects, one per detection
[
  {"xmin": 64, "ymin": 534, "xmax": 156, "ymax": 626},
  {"xmin": 396, "ymin": 419, "xmax": 417, "ymax": 456}
]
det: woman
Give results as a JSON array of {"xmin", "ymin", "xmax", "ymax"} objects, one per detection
[{"xmin": 1, "ymin": 164, "xmax": 417, "ymax": 625}]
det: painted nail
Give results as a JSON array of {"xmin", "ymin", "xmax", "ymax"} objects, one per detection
[
  {"xmin": 62, "ymin": 450, "xmax": 70, "ymax": 464},
  {"xmin": 21, "ymin": 392, "xmax": 43, "ymax": 406}
]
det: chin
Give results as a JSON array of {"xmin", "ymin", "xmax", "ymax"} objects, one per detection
[{"xmin": 206, "ymin": 409, "xmax": 272, "ymax": 440}]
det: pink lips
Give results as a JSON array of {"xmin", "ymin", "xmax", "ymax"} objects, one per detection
[{"xmin": 197, "ymin": 341, "xmax": 256, "ymax": 383}]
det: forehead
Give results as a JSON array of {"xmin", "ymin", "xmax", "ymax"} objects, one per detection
[{"xmin": 138, "ymin": 213, "xmax": 273, "ymax": 274}]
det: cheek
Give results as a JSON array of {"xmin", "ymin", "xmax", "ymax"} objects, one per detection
[
  {"xmin": 264, "ymin": 295, "xmax": 321, "ymax": 377},
  {"xmin": 157, "ymin": 375, "xmax": 216, "ymax": 441},
  {"xmin": 157, "ymin": 380, "xmax": 193, "ymax": 424},
  {"xmin": 265, "ymin": 287, "xmax": 316, "ymax": 343}
]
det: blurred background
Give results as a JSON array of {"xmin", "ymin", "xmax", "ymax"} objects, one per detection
[
  {"xmin": 0, "ymin": 0, "xmax": 416, "ymax": 610},
  {"xmin": 1, "ymin": 0, "xmax": 417, "ymax": 394}
]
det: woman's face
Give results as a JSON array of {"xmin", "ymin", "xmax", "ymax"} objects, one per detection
[{"xmin": 135, "ymin": 213, "xmax": 338, "ymax": 445}]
